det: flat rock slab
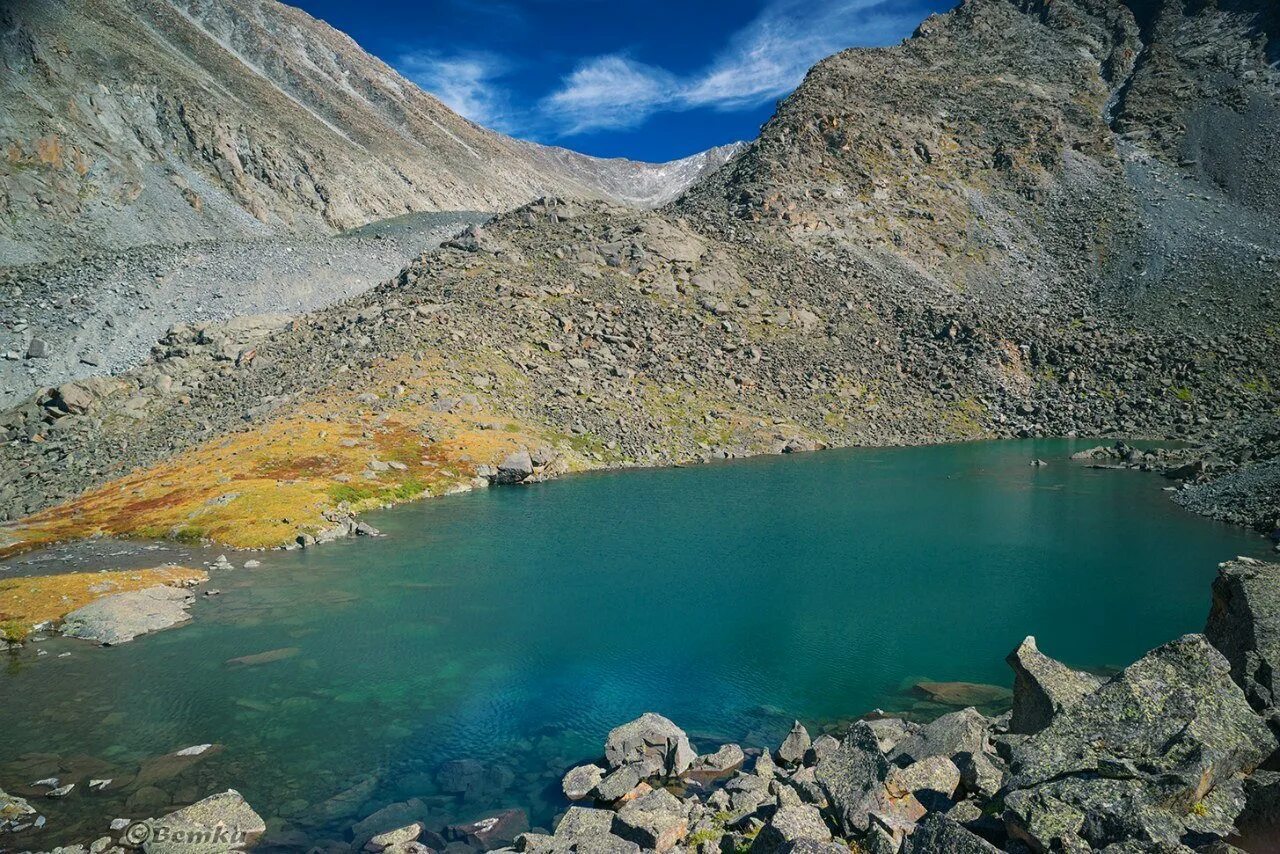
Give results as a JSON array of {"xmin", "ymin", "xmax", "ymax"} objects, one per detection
[
  {"xmin": 143, "ymin": 789, "xmax": 265, "ymax": 853},
  {"xmin": 61, "ymin": 585, "xmax": 197, "ymax": 645}
]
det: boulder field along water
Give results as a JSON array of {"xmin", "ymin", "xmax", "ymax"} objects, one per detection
[{"xmin": 0, "ymin": 0, "xmax": 1277, "ymax": 850}]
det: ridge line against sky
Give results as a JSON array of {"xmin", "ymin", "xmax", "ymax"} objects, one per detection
[{"xmin": 292, "ymin": 0, "xmax": 952, "ymax": 161}]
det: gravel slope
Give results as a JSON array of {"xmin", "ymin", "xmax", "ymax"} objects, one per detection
[{"xmin": 0, "ymin": 212, "xmax": 488, "ymax": 408}]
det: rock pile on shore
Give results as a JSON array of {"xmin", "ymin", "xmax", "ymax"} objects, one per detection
[{"xmin": 507, "ymin": 558, "xmax": 1280, "ymax": 854}]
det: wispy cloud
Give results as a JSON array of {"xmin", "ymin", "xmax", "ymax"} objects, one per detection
[
  {"xmin": 541, "ymin": 0, "xmax": 919, "ymax": 134},
  {"xmin": 542, "ymin": 56, "xmax": 677, "ymax": 134},
  {"xmin": 396, "ymin": 50, "xmax": 513, "ymax": 131}
]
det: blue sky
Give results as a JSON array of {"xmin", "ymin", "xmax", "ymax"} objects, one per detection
[{"xmin": 291, "ymin": 0, "xmax": 954, "ymax": 162}]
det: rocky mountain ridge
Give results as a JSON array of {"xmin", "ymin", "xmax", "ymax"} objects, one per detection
[
  {"xmin": 0, "ymin": 0, "xmax": 740, "ymax": 265},
  {"xmin": 0, "ymin": 0, "xmax": 1276, "ymax": 544}
]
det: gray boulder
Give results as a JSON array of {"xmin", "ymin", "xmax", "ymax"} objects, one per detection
[
  {"xmin": 885, "ymin": 755, "xmax": 961, "ymax": 810},
  {"xmin": 494, "ymin": 450, "xmax": 535, "ymax": 484},
  {"xmin": 888, "ymin": 707, "xmax": 990, "ymax": 766},
  {"xmin": 610, "ymin": 787, "xmax": 687, "ymax": 852},
  {"xmin": 814, "ymin": 721, "xmax": 924, "ymax": 836},
  {"xmin": 603, "ymin": 713, "xmax": 695, "ymax": 776},
  {"xmin": 776, "ymin": 721, "xmax": 812, "ymax": 766},
  {"xmin": 806, "ymin": 734, "xmax": 840, "ymax": 765},
  {"xmin": 902, "ymin": 813, "xmax": 1000, "ymax": 853},
  {"xmin": 562, "ymin": 764, "xmax": 605, "ymax": 800},
  {"xmin": 1205, "ymin": 558, "xmax": 1280, "ymax": 715},
  {"xmin": 594, "ymin": 765, "xmax": 640, "ymax": 801},
  {"xmin": 865, "ymin": 718, "xmax": 918, "ymax": 754},
  {"xmin": 1006, "ymin": 636, "xmax": 1102, "ymax": 735},
  {"xmin": 555, "ymin": 806, "xmax": 615, "ymax": 838},
  {"xmin": 750, "ymin": 805, "xmax": 832, "ymax": 854},
  {"xmin": 1004, "ymin": 634, "xmax": 1277, "ymax": 849},
  {"xmin": 1007, "ymin": 634, "xmax": 1275, "ymax": 792},
  {"xmin": 691, "ymin": 743, "xmax": 744, "ymax": 775},
  {"xmin": 61, "ymin": 586, "xmax": 198, "ymax": 645}
]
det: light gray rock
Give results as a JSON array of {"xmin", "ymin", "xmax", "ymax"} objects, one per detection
[
  {"xmin": 555, "ymin": 806, "xmax": 615, "ymax": 838},
  {"xmin": 1006, "ymin": 635, "xmax": 1102, "ymax": 735},
  {"xmin": 776, "ymin": 721, "xmax": 811, "ymax": 766},
  {"xmin": 61, "ymin": 586, "xmax": 197, "ymax": 645},
  {"xmin": 750, "ymin": 805, "xmax": 831, "ymax": 854},
  {"xmin": 806, "ymin": 734, "xmax": 840, "ymax": 765},
  {"xmin": 26, "ymin": 337, "xmax": 51, "ymax": 359},
  {"xmin": 603, "ymin": 713, "xmax": 695, "ymax": 776},
  {"xmin": 494, "ymin": 450, "xmax": 535, "ymax": 484},
  {"xmin": 610, "ymin": 788, "xmax": 687, "ymax": 852},
  {"xmin": 594, "ymin": 765, "xmax": 640, "ymax": 801},
  {"xmin": 888, "ymin": 708, "xmax": 990, "ymax": 766},
  {"xmin": 885, "ymin": 755, "xmax": 961, "ymax": 809},
  {"xmin": 692, "ymin": 743, "xmax": 744, "ymax": 775},
  {"xmin": 365, "ymin": 822, "xmax": 423, "ymax": 852},
  {"xmin": 0, "ymin": 786, "xmax": 35, "ymax": 822},
  {"xmin": 142, "ymin": 789, "xmax": 265, "ymax": 853},
  {"xmin": 562, "ymin": 764, "xmax": 605, "ymax": 800}
]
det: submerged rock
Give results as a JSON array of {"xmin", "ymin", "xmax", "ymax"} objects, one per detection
[
  {"xmin": 61, "ymin": 585, "xmax": 198, "ymax": 645},
  {"xmin": 1006, "ymin": 635, "xmax": 1102, "ymax": 735}
]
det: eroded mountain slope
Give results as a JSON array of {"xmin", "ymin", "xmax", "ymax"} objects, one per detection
[{"xmin": 0, "ymin": 0, "xmax": 738, "ymax": 264}]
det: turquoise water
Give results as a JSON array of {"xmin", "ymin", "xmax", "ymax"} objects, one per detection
[{"xmin": 0, "ymin": 440, "xmax": 1271, "ymax": 848}]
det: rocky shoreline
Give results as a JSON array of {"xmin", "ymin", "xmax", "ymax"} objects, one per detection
[{"xmin": 6, "ymin": 556, "xmax": 1278, "ymax": 853}]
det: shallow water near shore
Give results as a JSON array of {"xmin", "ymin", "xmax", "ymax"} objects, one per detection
[{"xmin": 0, "ymin": 439, "xmax": 1273, "ymax": 848}]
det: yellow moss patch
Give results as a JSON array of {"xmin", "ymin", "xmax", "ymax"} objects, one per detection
[
  {"xmin": 0, "ymin": 355, "xmax": 586, "ymax": 555},
  {"xmin": 0, "ymin": 566, "xmax": 207, "ymax": 640}
]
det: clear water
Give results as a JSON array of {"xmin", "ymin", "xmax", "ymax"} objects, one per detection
[{"xmin": 0, "ymin": 440, "xmax": 1271, "ymax": 849}]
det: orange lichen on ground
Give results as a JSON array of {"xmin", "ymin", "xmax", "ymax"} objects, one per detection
[
  {"xmin": 0, "ymin": 565, "xmax": 208, "ymax": 641},
  {"xmin": 0, "ymin": 355, "xmax": 581, "ymax": 556}
]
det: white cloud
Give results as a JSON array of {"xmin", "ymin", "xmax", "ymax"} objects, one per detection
[
  {"xmin": 541, "ymin": 0, "xmax": 920, "ymax": 135},
  {"xmin": 396, "ymin": 50, "xmax": 512, "ymax": 131},
  {"xmin": 542, "ymin": 55, "xmax": 678, "ymax": 133}
]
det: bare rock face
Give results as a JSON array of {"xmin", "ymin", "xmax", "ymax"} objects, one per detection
[
  {"xmin": 1006, "ymin": 635, "xmax": 1103, "ymax": 735},
  {"xmin": 1205, "ymin": 558, "xmax": 1280, "ymax": 718}
]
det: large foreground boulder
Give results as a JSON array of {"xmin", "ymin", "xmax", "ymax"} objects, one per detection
[
  {"xmin": 1006, "ymin": 636, "xmax": 1102, "ymax": 735},
  {"xmin": 1205, "ymin": 558, "xmax": 1280, "ymax": 721},
  {"xmin": 1004, "ymin": 634, "xmax": 1276, "ymax": 850},
  {"xmin": 604, "ymin": 713, "xmax": 695, "ymax": 777}
]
